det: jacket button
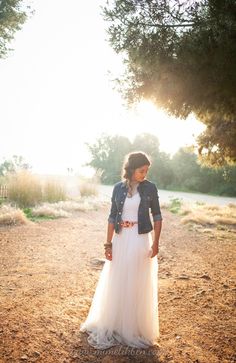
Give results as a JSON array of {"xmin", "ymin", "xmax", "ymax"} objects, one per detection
[{"xmin": 119, "ymin": 212, "xmax": 121, "ymax": 215}]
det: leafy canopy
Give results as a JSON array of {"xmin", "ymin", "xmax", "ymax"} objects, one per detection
[
  {"xmin": 86, "ymin": 133, "xmax": 236, "ymax": 196},
  {"xmin": 0, "ymin": 0, "xmax": 32, "ymax": 58},
  {"xmin": 102, "ymin": 0, "xmax": 236, "ymax": 167}
]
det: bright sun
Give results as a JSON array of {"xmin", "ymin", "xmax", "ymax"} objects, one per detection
[
  {"xmin": 0, "ymin": 0, "xmax": 206, "ymax": 176},
  {"xmin": 115, "ymin": 100, "xmax": 206, "ymax": 156}
]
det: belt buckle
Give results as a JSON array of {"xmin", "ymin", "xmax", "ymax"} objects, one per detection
[{"xmin": 122, "ymin": 220, "xmax": 133, "ymax": 228}]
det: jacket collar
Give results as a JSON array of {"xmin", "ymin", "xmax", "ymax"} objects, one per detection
[
  {"xmin": 121, "ymin": 180, "xmax": 128, "ymax": 188},
  {"xmin": 121, "ymin": 179, "xmax": 148, "ymax": 189}
]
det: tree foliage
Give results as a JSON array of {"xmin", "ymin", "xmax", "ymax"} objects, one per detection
[
  {"xmin": 86, "ymin": 133, "xmax": 236, "ymax": 196},
  {"xmin": 85, "ymin": 134, "xmax": 132, "ymax": 184},
  {"xmin": 0, "ymin": 155, "xmax": 31, "ymax": 176},
  {"xmin": 102, "ymin": 0, "xmax": 236, "ymax": 167},
  {"xmin": 0, "ymin": 0, "xmax": 32, "ymax": 58}
]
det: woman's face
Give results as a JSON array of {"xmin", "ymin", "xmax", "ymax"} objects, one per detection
[{"xmin": 131, "ymin": 164, "xmax": 149, "ymax": 182}]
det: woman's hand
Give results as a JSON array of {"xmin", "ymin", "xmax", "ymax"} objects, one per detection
[
  {"xmin": 105, "ymin": 247, "xmax": 112, "ymax": 261},
  {"xmin": 150, "ymin": 242, "xmax": 159, "ymax": 258}
]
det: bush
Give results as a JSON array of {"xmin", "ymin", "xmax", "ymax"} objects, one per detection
[
  {"xmin": 6, "ymin": 171, "xmax": 68, "ymax": 208},
  {"xmin": 78, "ymin": 176, "xmax": 99, "ymax": 197},
  {"xmin": 0, "ymin": 204, "xmax": 28, "ymax": 225},
  {"xmin": 42, "ymin": 180, "xmax": 67, "ymax": 203},
  {"xmin": 7, "ymin": 170, "xmax": 43, "ymax": 208},
  {"xmin": 168, "ymin": 197, "xmax": 183, "ymax": 214}
]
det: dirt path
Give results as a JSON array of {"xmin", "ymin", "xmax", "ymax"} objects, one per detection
[{"xmin": 0, "ymin": 206, "xmax": 235, "ymax": 363}]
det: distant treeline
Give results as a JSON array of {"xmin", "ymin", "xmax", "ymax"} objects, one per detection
[{"xmin": 86, "ymin": 133, "xmax": 236, "ymax": 197}]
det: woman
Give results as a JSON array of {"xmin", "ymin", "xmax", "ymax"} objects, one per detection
[{"xmin": 79, "ymin": 151, "xmax": 163, "ymax": 350}]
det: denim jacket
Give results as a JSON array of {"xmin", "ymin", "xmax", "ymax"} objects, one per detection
[{"xmin": 108, "ymin": 179, "xmax": 162, "ymax": 234}]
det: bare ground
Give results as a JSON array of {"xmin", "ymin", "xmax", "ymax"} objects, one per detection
[{"xmin": 0, "ymin": 205, "xmax": 235, "ymax": 363}]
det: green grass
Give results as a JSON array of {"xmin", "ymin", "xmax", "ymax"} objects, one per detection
[
  {"xmin": 168, "ymin": 197, "xmax": 183, "ymax": 214},
  {"xmin": 0, "ymin": 198, "xmax": 5, "ymax": 206},
  {"xmin": 195, "ymin": 201, "xmax": 206, "ymax": 206},
  {"xmin": 23, "ymin": 208, "xmax": 58, "ymax": 222}
]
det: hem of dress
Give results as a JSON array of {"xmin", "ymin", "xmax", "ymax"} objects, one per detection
[{"xmin": 79, "ymin": 325, "xmax": 159, "ymax": 350}]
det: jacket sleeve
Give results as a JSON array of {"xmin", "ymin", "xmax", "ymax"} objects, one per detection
[
  {"xmin": 150, "ymin": 184, "xmax": 163, "ymax": 222},
  {"xmin": 107, "ymin": 185, "xmax": 118, "ymax": 224}
]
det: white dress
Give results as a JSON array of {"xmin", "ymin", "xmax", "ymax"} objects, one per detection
[{"xmin": 79, "ymin": 191, "xmax": 159, "ymax": 349}]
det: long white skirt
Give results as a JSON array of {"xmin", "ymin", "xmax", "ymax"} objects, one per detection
[{"xmin": 79, "ymin": 224, "xmax": 159, "ymax": 350}]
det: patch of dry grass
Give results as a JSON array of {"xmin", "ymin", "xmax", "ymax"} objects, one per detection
[
  {"xmin": 42, "ymin": 180, "xmax": 67, "ymax": 203},
  {"xmin": 31, "ymin": 205, "xmax": 70, "ymax": 218},
  {"xmin": 78, "ymin": 176, "xmax": 99, "ymax": 197},
  {"xmin": 7, "ymin": 170, "xmax": 42, "ymax": 208},
  {"xmin": 0, "ymin": 204, "xmax": 28, "ymax": 226},
  {"xmin": 160, "ymin": 202, "xmax": 169, "ymax": 209},
  {"xmin": 181, "ymin": 202, "xmax": 236, "ymax": 227},
  {"xmin": 31, "ymin": 198, "xmax": 105, "ymax": 218},
  {"xmin": 179, "ymin": 206, "xmax": 192, "ymax": 216},
  {"xmin": 0, "ymin": 197, "xmax": 107, "ymax": 225},
  {"xmin": 5, "ymin": 171, "xmax": 69, "ymax": 208},
  {"xmin": 52, "ymin": 199, "xmax": 100, "ymax": 211}
]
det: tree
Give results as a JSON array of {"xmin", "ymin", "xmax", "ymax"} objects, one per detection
[
  {"xmin": 86, "ymin": 133, "xmax": 236, "ymax": 195},
  {"xmin": 131, "ymin": 133, "xmax": 173, "ymax": 186},
  {"xmin": 86, "ymin": 132, "xmax": 162, "ymax": 184},
  {"xmin": 0, "ymin": 155, "xmax": 31, "ymax": 176},
  {"xmin": 85, "ymin": 134, "xmax": 132, "ymax": 184},
  {"xmin": 151, "ymin": 151, "xmax": 174, "ymax": 189},
  {"xmin": 0, "ymin": 0, "xmax": 32, "ymax": 59},
  {"xmin": 169, "ymin": 147, "xmax": 204, "ymax": 191},
  {"xmin": 102, "ymin": 0, "xmax": 236, "ymax": 167},
  {"xmin": 132, "ymin": 133, "xmax": 160, "ymax": 157}
]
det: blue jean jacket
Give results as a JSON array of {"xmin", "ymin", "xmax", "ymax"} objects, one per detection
[{"xmin": 108, "ymin": 179, "xmax": 163, "ymax": 234}]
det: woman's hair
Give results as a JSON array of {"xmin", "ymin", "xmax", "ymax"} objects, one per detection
[{"xmin": 122, "ymin": 151, "xmax": 151, "ymax": 181}]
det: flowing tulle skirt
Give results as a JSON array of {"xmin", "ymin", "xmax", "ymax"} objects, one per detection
[{"xmin": 79, "ymin": 223, "xmax": 159, "ymax": 350}]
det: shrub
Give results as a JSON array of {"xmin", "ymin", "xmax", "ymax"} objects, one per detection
[
  {"xmin": 42, "ymin": 180, "xmax": 67, "ymax": 203},
  {"xmin": 180, "ymin": 203, "xmax": 236, "ymax": 227},
  {"xmin": 78, "ymin": 176, "xmax": 99, "ymax": 197},
  {"xmin": 7, "ymin": 170, "xmax": 42, "ymax": 208},
  {"xmin": 0, "ymin": 204, "xmax": 28, "ymax": 225},
  {"xmin": 168, "ymin": 197, "xmax": 183, "ymax": 214}
]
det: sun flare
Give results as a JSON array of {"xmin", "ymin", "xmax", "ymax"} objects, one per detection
[
  {"xmin": 0, "ymin": 0, "xmax": 206, "ymax": 176},
  {"xmin": 114, "ymin": 100, "xmax": 206, "ymax": 156}
]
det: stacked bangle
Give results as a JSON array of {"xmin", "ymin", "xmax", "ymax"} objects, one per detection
[{"xmin": 104, "ymin": 242, "xmax": 112, "ymax": 249}]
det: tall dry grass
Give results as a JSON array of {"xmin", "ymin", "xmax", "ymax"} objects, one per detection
[
  {"xmin": 7, "ymin": 170, "xmax": 43, "ymax": 208},
  {"xmin": 78, "ymin": 175, "xmax": 99, "ymax": 197},
  {"xmin": 0, "ymin": 205, "xmax": 28, "ymax": 226},
  {"xmin": 180, "ymin": 202, "xmax": 236, "ymax": 227},
  {"xmin": 0, "ymin": 171, "xmax": 106, "ymax": 225},
  {"xmin": 31, "ymin": 199, "xmax": 103, "ymax": 218},
  {"xmin": 42, "ymin": 179, "xmax": 67, "ymax": 203},
  {"xmin": 5, "ymin": 171, "xmax": 67, "ymax": 208}
]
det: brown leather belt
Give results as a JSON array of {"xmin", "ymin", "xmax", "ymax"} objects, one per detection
[{"xmin": 120, "ymin": 220, "xmax": 138, "ymax": 228}]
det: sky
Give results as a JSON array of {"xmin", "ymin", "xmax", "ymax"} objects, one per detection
[{"xmin": 0, "ymin": 0, "xmax": 205, "ymax": 177}]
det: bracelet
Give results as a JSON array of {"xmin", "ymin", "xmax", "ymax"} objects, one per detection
[{"xmin": 104, "ymin": 246, "xmax": 112, "ymax": 252}]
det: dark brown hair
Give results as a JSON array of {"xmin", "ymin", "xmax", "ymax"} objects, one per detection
[{"xmin": 122, "ymin": 151, "xmax": 151, "ymax": 181}]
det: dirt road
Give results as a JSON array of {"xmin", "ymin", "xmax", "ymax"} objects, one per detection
[{"xmin": 0, "ymin": 205, "xmax": 235, "ymax": 363}]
